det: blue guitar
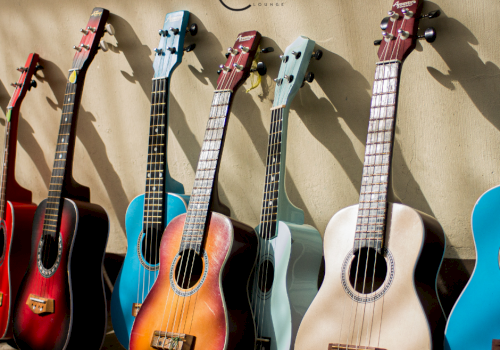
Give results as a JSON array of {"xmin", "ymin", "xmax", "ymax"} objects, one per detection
[
  {"xmin": 110, "ymin": 11, "xmax": 197, "ymax": 348},
  {"xmin": 250, "ymin": 36, "xmax": 323, "ymax": 350},
  {"xmin": 445, "ymin": 185, "xmax": 500, "ymax": 349}
]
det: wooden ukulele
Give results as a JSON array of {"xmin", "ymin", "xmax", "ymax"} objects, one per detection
[
  {"xmin": 250, "ymin": 36, "xmax": 323, "ymax": 350},
  {"xmin": 129, "ymin": 31, "xmax": 270, "ymax": 350},
  {"xmin": 12, "ymin": 8, "xmax": 114, "ymax": 350},
  {"xmin": 0, "ymin": 53, "xmax": 41, "ymax": 340},
  {"xmin": 110, "ymin": 11, "xmax": 198, "ymax": 349},
  {"xmin": 294, "ymin": 1, "xmax": 446, "ymax": 349}
]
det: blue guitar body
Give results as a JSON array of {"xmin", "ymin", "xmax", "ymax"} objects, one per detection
[
  {"xmin": 445, "ymin": 185, "xmax": 500, "ymax": 349},
  {"xmin": 110, "ymin": 192, "xmax": 188, "ymax": 348}
]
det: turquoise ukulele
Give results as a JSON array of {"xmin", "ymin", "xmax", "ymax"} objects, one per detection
[
  {"xmin": 445, "ymin": 185, "xmax": 500, "ymax": 349},
  {"xmin": 250, "ymin": 36, "xmax": 323, "ymax": 350},
  {"xmin": 110, "ymin": 11, "xmax": 197, "ymax": 348}
]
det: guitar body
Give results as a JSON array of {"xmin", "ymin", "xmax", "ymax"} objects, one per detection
[
  {"xmin": 295, "ymin": 203, "xmax": 445, "ymax": 350},
  {"xmin": 13, "ymin": 198, "xmax": 109, "ymax": 350},
  {"xmin": 111, "ymin": 192, "xmax": 189, "ymax": 348},
  {"xmin": 445, "ymin": 185, "xmax": 500, "ymax": 349},
  {"xmin": 252, "ymin": 221, "xmax": 322, "ymax": 350},
  {"xmin": 0, "ymin": 201, "xmax": 36, "ymax": 339},
  {"xmin": 130, "ymin": 212, "xmax": 257, "ymax": 350}
]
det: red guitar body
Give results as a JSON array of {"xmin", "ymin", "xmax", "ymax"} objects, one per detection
[{"xmin": 13, "ymin": 198, "xmax": 108, "ymax": 350}]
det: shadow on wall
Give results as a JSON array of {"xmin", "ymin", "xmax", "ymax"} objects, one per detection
[
  {"xmin": 37, "ymin": 59, "xmax": 128, "ymax": 234},
  {"xmin": 0, "ymin": 77, "xmax": 52, "ymax": 187}
]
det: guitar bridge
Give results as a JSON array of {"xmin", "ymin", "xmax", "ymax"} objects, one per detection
[
  {"xmin": 26, "ymin": 294, "xmax": 54, "ymax": 315},
  {"xmin": 256, "ymin": 337, "xmax": 271, "ymax": 350},
  {"xmin": 328, "ymin": 344, "xmax": 386, "ymax": 350},
  {"xmin": 132, "ymin": 303, "xmax": 142, "ymax": 317},
  {"xmin": 151, "ymin": 331, "xmax": 194, "ymax": 350}
]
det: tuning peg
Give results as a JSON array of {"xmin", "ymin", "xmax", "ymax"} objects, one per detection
[
  {"xmin": 233, "ymin": 63, "xmax": 244, "ymax": 71},
  {"xmin": 239, "ymin": 45, "xmax": 250, "ymax": 53},
  {"xmin": 87, "ymin": 26, "xmax": 96, "ymax": 33},
  {"xmin": 104, "ymin": 23, "xmax": 115, "ymax": 36},
  {"xmin": 420, "ymin": 9, "xmax": 441, "ymax": 19},
  {"xmin": 228, "ymin": 47, "xmax": 239, "ymax": 56},
  {"xmin": 291, "ymin": 51, "xmax": 301, "ymax": 59},
  {"xmin": 380, "ymin": 17, "xmax": 390, "ymax": 30},
  {"xmin": 274, "ymin": 77, "xmax": 283, "ymax": 86},
  {"xmin": 10, "ymin": 83, "xmax": 20, "ymax": 88},
  {"xmin": 158, "ymin": 29, "xmax": 167, "ymax": 36},
  {"xmin": 99, "ymin": 41, "xmax": 109, "ymax": 52},
  {"xmin": 312, "ymin": 50, "xmax": 322, "ymax": 60},
  {"xmin": 225, "ymin": 52, "xmax": 230, "ymax": 59},
  {"xmin": 154, "ymin": 48, "xmax": 163, "ymax": 55},
  {"xmin": 397, "ymin": 29, "xmax": 410, "ymax": 40},
  {"xmin": 217, "ymin": 69, "xmax": 222, "ymax": 75},
  {"xmin": 73, "ymin": 45, "xmax": 82, "ymax": 52},
  {"xmin": 382, "ymin": 31, "xmax": 395, "ymax": 42},
  {"xmin": 250, "ymin": 62, "xmax": 267, "ymax": 76},
  {"xmin": 184, "ymin": 44, "xmax": 196, "ymax": 52},
  {"xmin": 261, "ymin": 47, "xmax": 274, "ymax": 54},
  {"xmin": 16, "ymin": 67, "xmax": 28, "ymax": 73},
  {"xmin": 401, "ymin": 8, "xmax": 414, "ymax": 19},
  {"xmin": 279, "ymin": 55, "xmax": 289, "ymax": 63},
  {"xmin": 219, "ymin": 64, "xmax": 230, "ymax": 73},
  {"xmin": 80, "ymin": 44, "xmax": 90, "ymax": 50},
  {"xmin": 35, "ymin": 64, "xmax": 44, "ymax": 72},
  {"xmin": 418, "ymin": 27, "xmax": 437, "ymax": 43},
  {"xmin": 28, "ymin": 80, "xmax": 37, "ymax": 91},
  {"xmin": 301, "ymin": 72, "xmax": 314, "ymax": 87},
  {"xmin": 284, "ymin": 75, "xmax": 294, "ymax": 83},
  {"xmin": 374, "ymin": 39, "xmax": 382, "ymax": 46},
  {"xmin": 186, "ymin": 24, "xmax": 198, "ymax": 36},
  {"xmin": 169, "ymin": 27, "xmax": 180, "ymax": 35},
  {"xmin": 388, "ymin": 11, "xmax": 399, "ymax": 21},
  {"xmin": 80, "ymin": 28, "xmax": 89, "ymax": 35},
  {"xmin": 166, "ymin": 47, "xmax": 176, "ymax": 53}
]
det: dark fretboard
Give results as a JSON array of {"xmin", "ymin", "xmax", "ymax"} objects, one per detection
[
  {"xmin": 355, "ymin": 61, "xmax": 401, "ymax": 253},
  {"xmin": 258, "ymin": 106, "xmax": 284, "ymax": 240},
  {"xmin": 180, "ymin": 90, "xmax": 232, "ymax": 254},
  {"xmin": 0, "ymin": 117, "xmax": 12, "ymax": 221},
  {"xmin": 143, "ymin": 77, "xmax": 169, "ymax": 233}
]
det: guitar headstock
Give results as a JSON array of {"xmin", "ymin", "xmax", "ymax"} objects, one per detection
[
  {"xmin": 376, "ymin": 0, "xmax": 440, "ymax": 62},
  {"xmin": 273, "ymin": 36, "xmax": 321, "ymax": 108},
  {"xmin": 7, "ymin": 53, "xmax": 43, "ymax": 117},
  {"xmin": 153, "ymin": 11, "xmax": 197, "ymax": 79},
  {"xmin": 69, "ymin": 8, "xmax": 113, "ymax": 80},
  {"xmin": 216, "ymin": 31, "xmax": 264, "ymax": 92}
]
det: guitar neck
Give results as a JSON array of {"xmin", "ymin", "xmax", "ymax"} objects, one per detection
[
  {"xmin": 0, "ymin": 113, "xmax": 14, "ymax": 220},
  {"xmin": 355, "ymin": 60, "xmax": 401, "ymax": 253},
  {"xmin": 181, "ymin": 90, "xmax": 233, "ymax": 253}
]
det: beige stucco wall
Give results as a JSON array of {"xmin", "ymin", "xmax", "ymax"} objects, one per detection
[{"xmin": 0, "ymin": 0, "xmax": 497, "ymax": 260}]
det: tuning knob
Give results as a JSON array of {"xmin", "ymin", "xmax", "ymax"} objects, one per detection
[
  {"xmin": 87, "ymin": 26, "xmax": 96, "ymax": 33},
  {"xmin": 16, "ymin": 67, "xmax": 27, "ymax": 73},
  {"xmin": 274, "ymin": 77, "xmax": 283, "ymax": 86},
  {"xmin": 301, "ymin": 72, "xmax": 314, "ymax": 87},
  {"xmin": 169, "ymin": 27, "xmax": 180, "ymax": 35},
  {"xmin": 73, "ymin": 45, "xmax": 82, "ymax": 52},
  {"xmin": 166, "ymin": 47, "xmax": 176, "ymax": 53},
  {"xmin": 312, "ymin": 50, "xmax": 322, "ymax": 60},
  {"xmin": 380, "ymin": 17, "xmax": 390, "ymax": 30},
  {"xmin": 284, "ymin": 75, "xmax": 294, "ymax": 83},
  {"xmin": 250, "ymin": 62, "xmax": 267, "ymax": 76},
  {"xmin": 80, "ymin": 44, "xmax": 90, "ymax": 50},
  {"xmin": 279, "ymin": 55, "xmax": 289, "ymax": 63},
  {"xmin": 80, "ymin": 28, "xmax": 89, "ymax": 35},
  {"xmin": 10, "ymin": 83, "xmax": 20, "ymax": 88},
  {"xmin": 420, "ymin": 9, "xmax": 441, "ymax": 19},
  {"xmin": 154, "ymin": 48, "xmax": 163, "ymax": 55},
  {"xmin": 261, "ymin": 47, "xmax": 274, "ymax": 54},
  {"xmin": 374, "ymin": 39, "xmax": 382, "ymax": 46},
  {"xmin": 291, "ymin": 51, "xmax": 301, "ymax": 59},
  {"xmin": 186, "ymin": 23, "xmax": 198, "ymax": 36},
  {"xmin": 104, "ymin": 23, "xmax": 115, "ymax": 35},
  {"xmin": 158, "ymin": 29, "xmax": 167, "ymax": 36},
  {"xmin": 225, "ymin": 52, "xmax": 230, "ymax": 59},
  {"xmin": 217, "ymin": 69, "xmax": 222, "ymax": 75},
  {"xmin": 35, "ymin": 64, "xmax": 44, "ymax": 72},
  {"xmin": 418, "ymin": 27, "xmax": 437, "ymax": 43},
  {"xmin": 184, "ymin": 44, "xmax": 196, "ymax": 52},
  {"xmin": 28, "ymin": 80, "xmax": 37, "ymax": 91},
  {"xmin": 99, "ymin": 41, "xmax": 109, "ymax": 52}
]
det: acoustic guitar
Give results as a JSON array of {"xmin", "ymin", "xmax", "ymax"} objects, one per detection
[
  {"xmin": 250, "ymin": 35, "xmax": 323, "ymax": 350},
  {"xmin": 110, "ymin": 11, "xmax": 198, "ymax": 349},
  {"xmin": 295, "ymin": 1, "xmax": 446, "ymax": 349},
  {"xmin": 129, "ymin": 31, "xmax": 270, "ymax": 350},
  {"xmin": 13, "ymin": 8, "xmax": 114, "ymax": 350},
  {"xmin": 0, "ymin": 53, "xmax": 41, "ymax": 340}
]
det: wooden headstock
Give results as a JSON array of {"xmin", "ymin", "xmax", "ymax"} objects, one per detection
[
  {"xmin": 69, "ymin": 7, "xmax": 113, "ymax": 80},
  {"xmin": 7, "ymin": 53, "xmax": 41, "ymax": 116},
  {"xmin": 153, "ymin": 11, "xmax": 197, "ymax": 79},
  {"xmin": 376, "ymin": 0, "xmax": 439, "ymax": 62},
  {"xmin": 216, "ymin": 31, "xmax": 263, "ymax": 92}
]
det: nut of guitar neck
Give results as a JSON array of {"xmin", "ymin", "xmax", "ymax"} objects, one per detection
[
  {"xmin": 150, "ymin": 331, "xmax": 194, "ymax": 350},
  {"xmin": 26, "ymin": 294, "xmax": 55, "ymax": 315}
]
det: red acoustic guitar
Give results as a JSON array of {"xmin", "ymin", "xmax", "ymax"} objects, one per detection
[
  {"xmin": 0, "ymin": 53, "xmax": 41, "ymax": 340},
  {"xmin": 129, "ymin": 31, "xmax": 270, "ymax": 350},
  {"xmin": 12, "ymin": 8, "xmax": 114, "ymax": 350}
]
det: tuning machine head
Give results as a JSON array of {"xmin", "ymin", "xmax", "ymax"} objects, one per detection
[
  {"xmin": 28, "ymin": 80, "xmax": 37, "ymax": 91},
  {"xmin": 418, "ymin": 27, "xmax": 437, "ymax": 43},
  {"xmin": 261, "ymin": 47, "xmax": 274, "ymax": 54},
  {"xmin": 184, "ymin": 44, "xmax": 196, "ymax": 52},
  {"xmin": 99, "ymin": 41, "xmax": 109, "ymax": 52},
  {"xmin": 16, "ymin": 67, "xmax": 28, "ymax": 73},
  {"xmin": 250, "ymin": 62, "xmax": 267, "ymax": 76},
  {"xmin": 420, "ymin": 9, "xmax": 441, "ymax": 20},
  {"xmin": 10, "ymin": 83, "xmax": 21, "ymax": 88},
  {"xmin": 35, "ymin": 64, "xmax": 44, "ymax": 72},
  {"xmin": 380, "ymin": 17, "xmax": 390, "ymax": 31},
  {"xmin": 104, "ymin": 23, "xmax": 115, "ymax": 36},
  {"xmin": 186, "ymin": 23, "xmax": 198, "ymax": 36},
  {"xmin": 301, "ymin": 72, "xmax": 315, "ymax": 88},
  {"xmin": 312, "ymin": 50, "xmax": 322, "ymax": 60}
]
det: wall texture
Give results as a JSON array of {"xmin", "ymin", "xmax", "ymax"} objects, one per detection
[{"xmin": 0, "ymin": 0, "xmax": 498, "ymax": 261}]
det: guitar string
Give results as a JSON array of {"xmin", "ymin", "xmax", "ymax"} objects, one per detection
[
  {"xmin": 171, "ymin": 50, "xmax": 243, "ymax": 342},
  {"xmin": 157, "ymin": 47, "xmax": 239, "ymax": 343}
]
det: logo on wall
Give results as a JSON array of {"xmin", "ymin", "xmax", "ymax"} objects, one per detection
[
  {"xmin": 219, "ymin": 0, "xmax": 251, "ymax": 11},
  {"xmin": 219, "ymin": 0, "xmax": 285, "ymax": 11}
]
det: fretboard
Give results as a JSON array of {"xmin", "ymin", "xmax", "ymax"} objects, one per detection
[
  {"xmin": 355, "ymin": 61, "xmax": 400, "ymax": 253},
  {"xmin": 143, "ymin": 77, "xmax": 169, "ymax": 233},
  {"xmin": 42, "ymin": 79, "xmax": 81, "ymax": 238},
  {"xmin": 258, "ymin": 106, "xmax": 284, "ymax": 240},
  {"xmin": 0, "ymin": 118, "xmax": 12, "ymax": 220},
  {"xmin": 180, "ymin": 90, "xmax": 232, "ymax": 254}
]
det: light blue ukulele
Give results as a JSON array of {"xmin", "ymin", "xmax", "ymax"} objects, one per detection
[
  {"xmin": 110, "ymin": 11, "xmax": 198, "ymax": 349},
  {"xmin": 251, "ymin": 36, "xmax": 323, "ymax": 350},
  {"xmin": 445, "ymin": 185, "xmax": 500, "ymax": 349}
]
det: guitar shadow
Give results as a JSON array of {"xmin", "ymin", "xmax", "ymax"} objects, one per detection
[{"xmin": 37, "ymin": 59, "xmax": 128, "ymax": 234}]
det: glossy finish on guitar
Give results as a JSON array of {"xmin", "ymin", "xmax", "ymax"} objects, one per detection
[
  {"xmin": 13, "ymin": 199, "xmax": 108, "ymax": 350},
  {"xmin": 130, "ymin": 213, "xmax": 257, "ymax": 350},
  {"xmin": 445, "ymin": 185, "xmax": 500, "ymax": 349}
]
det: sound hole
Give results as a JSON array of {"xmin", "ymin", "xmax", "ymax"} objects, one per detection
[
  {"xmin": 141, "ymin": 228, "xmax": 162, "ymax": 265},
  {"xmin": 258, "ymin": 259, "xmax": 274, "ymax": 293},
  {"xmin": 0, "ymin": 226, "xmax": 5, "ymax": 259},
  {"xmin": 349, "ymin": 247, "xmax": 387, "ymax": 294},
  {"xmin": 41, "ymin": 235, "xmax": 59, "ymax": 269},
  {"xmin": 174, "ymin": 249, "xmax": 203, "ymax": 289}
]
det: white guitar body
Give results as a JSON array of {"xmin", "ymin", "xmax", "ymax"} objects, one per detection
[{"xmin": 295, "ymin": 203, "xmax": 445, "ymax": 350}]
